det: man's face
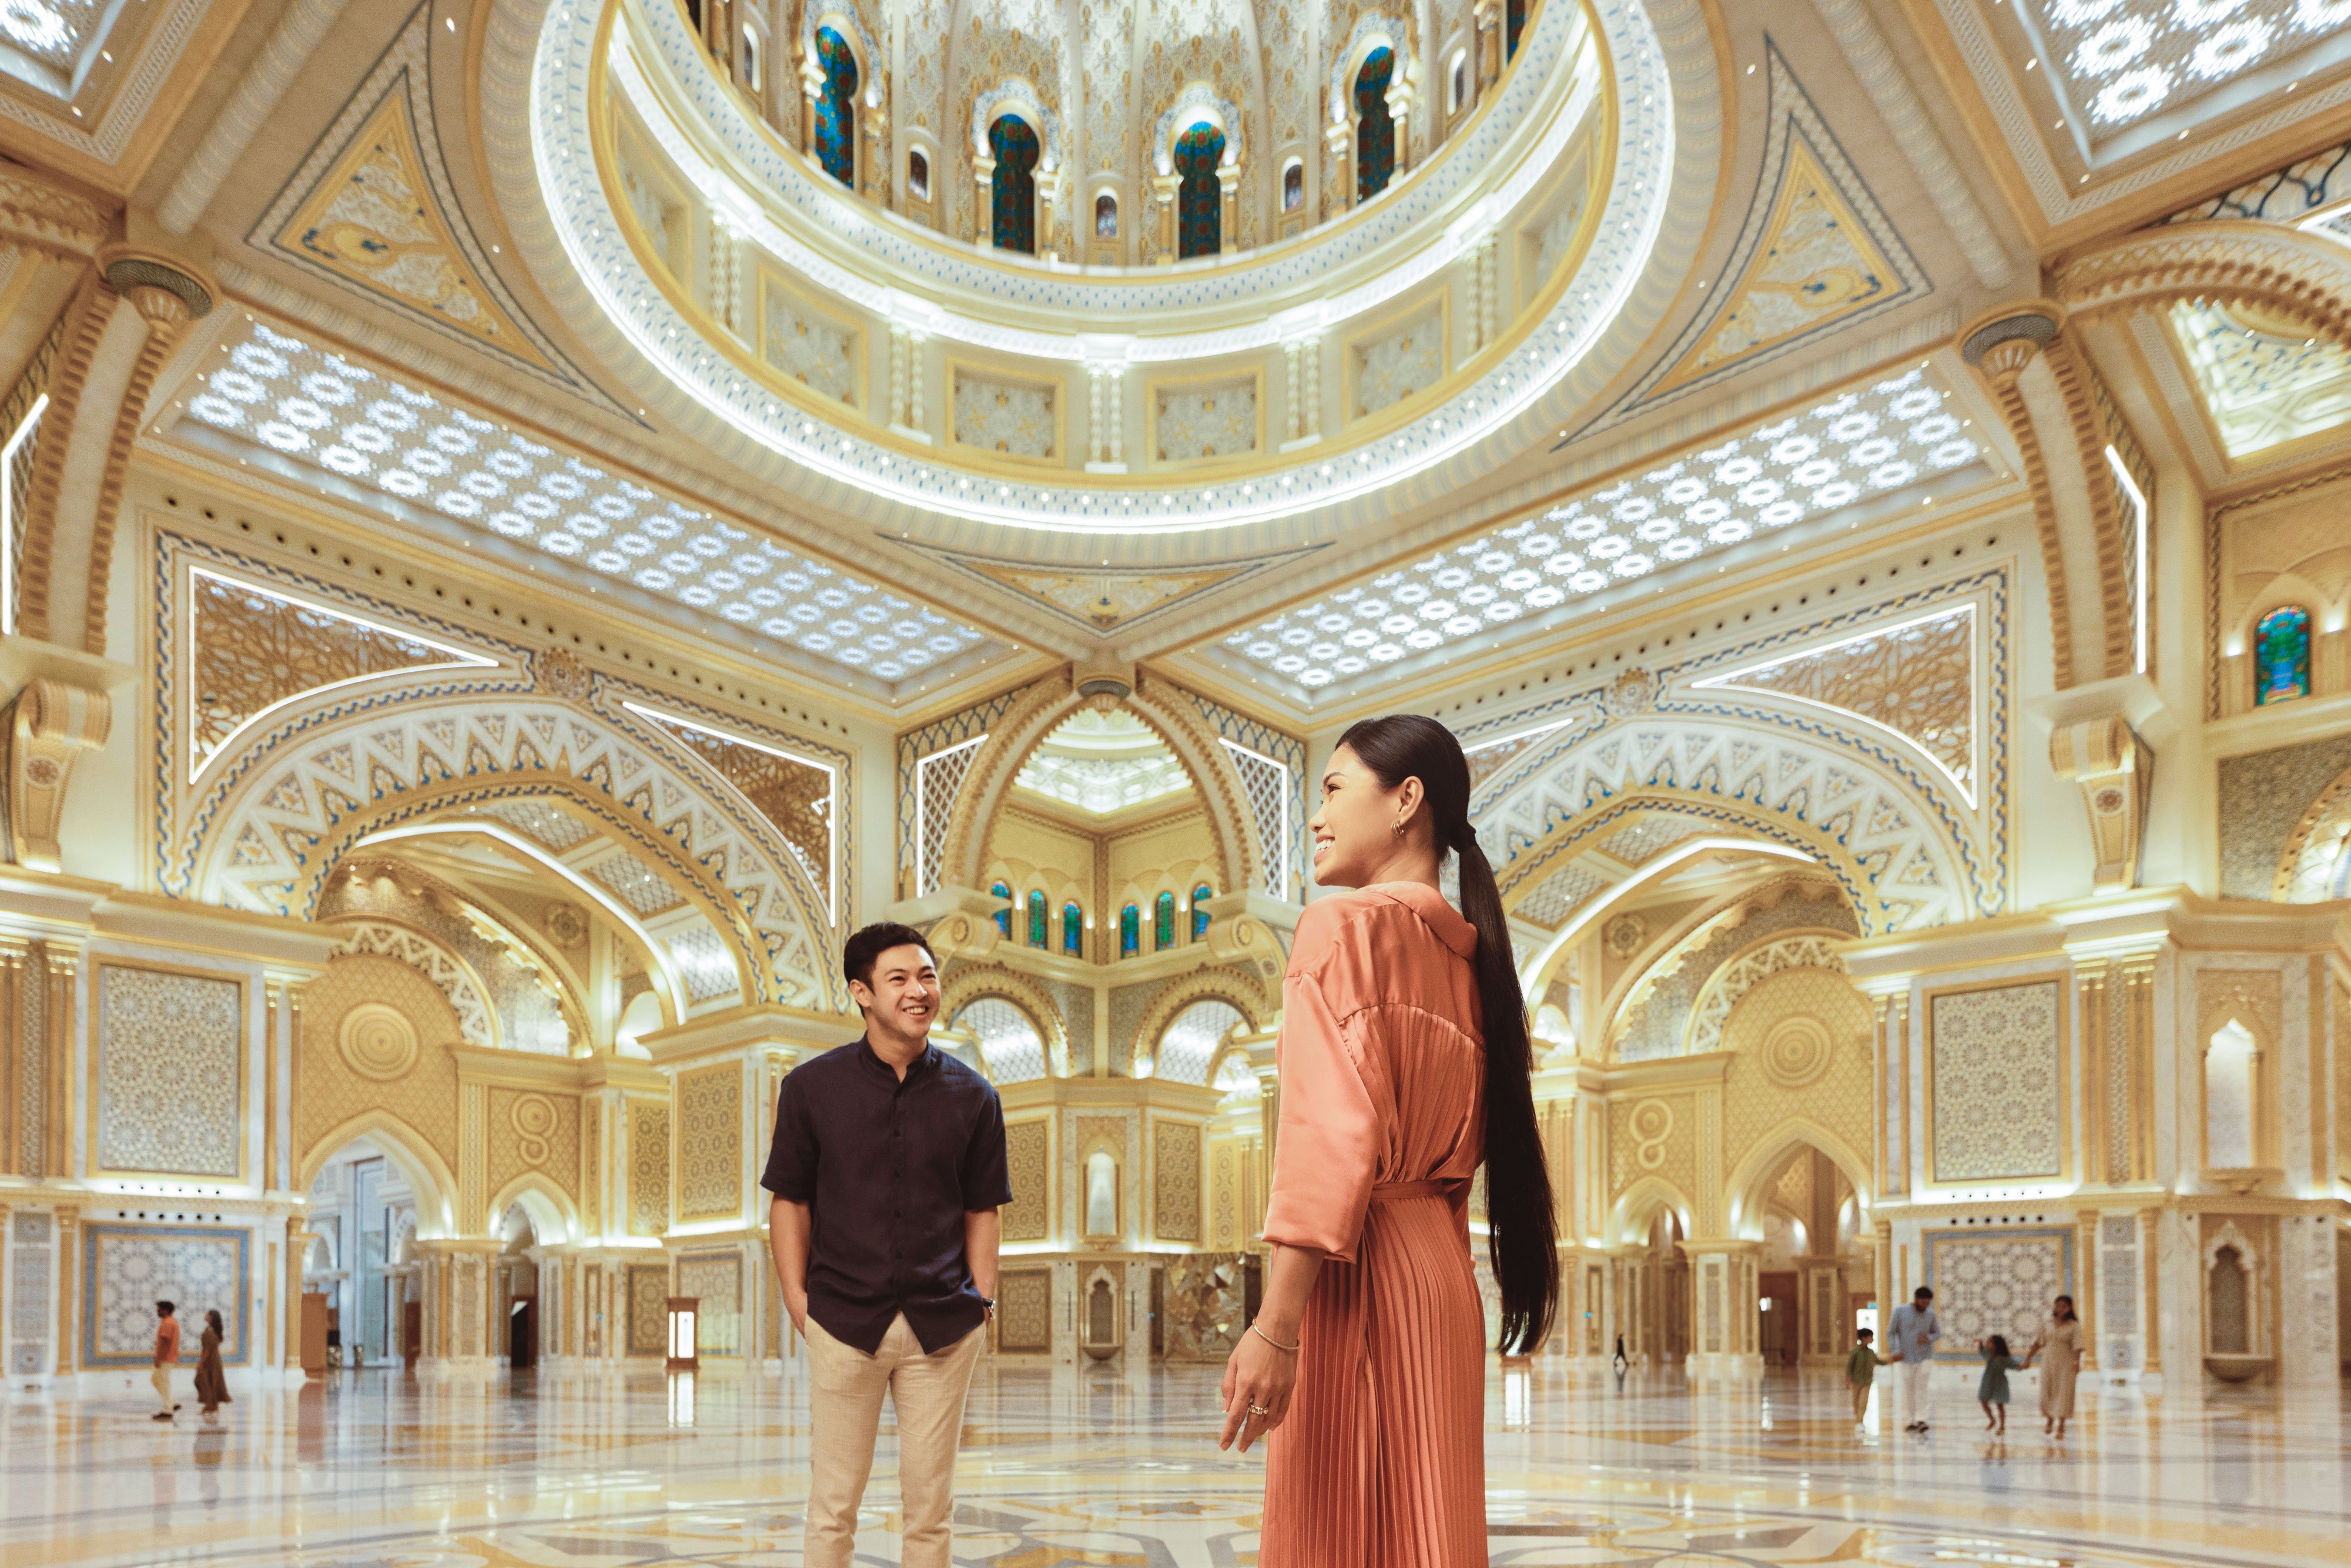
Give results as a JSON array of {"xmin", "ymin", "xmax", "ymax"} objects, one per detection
[{"xmin": 850, "ymin": 943, "xmax": 939, "ymax": 1036}]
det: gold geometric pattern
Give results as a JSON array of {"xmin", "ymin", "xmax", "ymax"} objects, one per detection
[
  {"xmin": 634, "ymin": 709, "xmax": 835, "ymax": 916},
  {"xmin": 299, "ymin": 954, "xmax": 464, "ymax": 1177},
  {"xmin": 629, "ymin": 1100, "xmax": 671, "ymax": 1236},
  {"xmin": 485, "ymin": 1086, "xmax": 581, "ymax": 1209},
  {"xmin": 1003, "ymin": 1118, "xmax": 1051, "ymax": 1242},
  {"xmin": 997, "ymin": 1267, "xmax": 1053, "ymax": 1351},
  {"xmin": 1928, "ymin": 981, "xmax": 2064, "ymax": 1182},
  {"xmin": 1657, "ymin": 140, "xmax": 1897, "ymax": 391},
  {"xmin": 187, "ymin": 569, "xmax": 493, "ymax": 783},
  {"xmin": 93, "ymin": 965, "xmax": 243, "ymax": 1178},
  {"xmin": 1609, "ymin": 1090, "xmax": 1696, "ymax": 1213},
  {"xmin": 1152, "ymin": 1121, "xmax": 1201, "ymax": 1244},
  {"xmin": 1692, "ymin": 606, "xmax": 1977, "ymax": 803},
  {"xmin": 277, "ymin": 83, "xmax": 553, "ymax": 368},
  {"xmin": 963, "ymin": 561, "xmax": 1254, "ymax": 631},
  {"xmin": 1719, "ymin": 966, "xmax": 1873, "ymax": 1181},
  {"xmin": 625, "ymin": 1262, "xmax": 670, "ymax": 1355},
  {"xmin": 675, "ymin": 1065, "xmax": 742, "ymax": 1223}
]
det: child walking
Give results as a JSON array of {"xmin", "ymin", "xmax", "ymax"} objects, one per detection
[
  {"xmin": 1977, "ymin": 1335, "xmax": 2023, "ymax": 1433},
  {"xmin": 1846, "ymin": 1326, "xmax": 1886, "ymax": 1426}
]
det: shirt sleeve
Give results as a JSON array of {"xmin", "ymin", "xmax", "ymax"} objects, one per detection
[
  {"xmin": 1260, "ymin": 958, "xmax": 1379, "ymax": 1264},
  {"xmin": 760, "ymin": 1066, "xmax": 817, "ymax": 1201},
  {"xmin": 960, "ymin": 1085, "xmax": 1014, "ymax": 1210}
]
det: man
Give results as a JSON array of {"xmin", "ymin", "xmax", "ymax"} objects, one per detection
[
  {"xmin": 1886, "ymin": 1286, "xmax": 1941, "ymax": 1431},
  {"xmin": 151, "ymin": 1301, "xmax": 182, "ymax": 1420},
  {"xmin": 765, "ymin": 922, "xmax": 1010, "ymax": 1568}
]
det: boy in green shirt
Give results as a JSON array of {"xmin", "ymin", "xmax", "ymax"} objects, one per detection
[{"xmin": 1846, "ymin": 1326, "xmax": 1886, "ymax": 1425}]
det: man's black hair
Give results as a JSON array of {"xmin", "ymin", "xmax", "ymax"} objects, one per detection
[
  {"xmin": 1856, "ymin": 1326, "xmax": 1874, "ymax": 1338},
  {"xmin": 843, "ymin": 922, "xmax": 937, "ymax": 992},
  {"xmin": 1914, "ymin": 1286, "xmax": 1934, "ymax": 1301},
  {"xmin": 157, "ymin": 1301, "xmax": 176, "ymax": 1315}
]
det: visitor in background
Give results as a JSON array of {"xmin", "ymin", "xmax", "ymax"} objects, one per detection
[
  {"xmin": 150, "ymin": 1301, "xmax": 182, "ymax": 1421},
  {"xmin": 2030, "ymin": 1294, "xmax": 2083, "ymax": 1439},
  {"xmin": 764, "ymin": 921, "xmax": 1010, "ymax": 1568},
  {"xmin": 1221, "ymin": 713, "xmax": 1558, "ymax": 1568},
  {"xmin": 1886, "ymin": 1286, "xmax": 1940, "ymax": 1431},
  {"xmin": 194, "ymin": 1309, "xmax": 232, "ymax": 1420},
  {"xmin": 1846, "ymin": 1326, "xmax": 1885, "ymax": 1426},
  {"xmin": 1975, "ymin": 1334, "xmax": 2021, "ymax": 1434}
]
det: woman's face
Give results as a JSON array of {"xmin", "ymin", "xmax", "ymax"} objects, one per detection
[
  {"xmin": 2054, "ymin": 1296, "xmax": 2074, "ymax": 1321},
  {"xmin": 1309, "ymin": 744, "xmax": 1412, "ymax": 889}
]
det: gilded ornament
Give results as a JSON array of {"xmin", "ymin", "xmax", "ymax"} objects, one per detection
[{"xmin": 337, "ymin": 1001, "xmax": 421, "ymax": 1083}]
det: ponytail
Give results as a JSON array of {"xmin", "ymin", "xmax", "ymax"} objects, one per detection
[{"xmin": 1334, "ymin": 713, "xmax": 1559, "ymax": 1354}]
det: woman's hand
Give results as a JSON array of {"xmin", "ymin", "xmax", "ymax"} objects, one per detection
[{"xmin": 1219, "ymin": 1326, "xmax": 1299, "ymax": 1453}]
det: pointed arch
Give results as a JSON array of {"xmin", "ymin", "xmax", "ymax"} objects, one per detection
[
  {"xmin": 299, "ymin": 1111, "xmax": 461, "ymax": 1241},
  {"xmin": 939, "ymin": 963, "xmax": 1071, "ymax": 1078},
  {"xmin": 2054, "ymin": 220, "xmax": 2351, "ymax": 350},
  {"xmin": 1610, "ymin": 1174, "xmax": 1693, "ymax": 1246},
  {"xmin": 1722, "ymin": 1117, "xmax": 1872, "ymax": 1239},
  {"xmin": 488, "ymin": 1172, "xmax": 581, "ymax": 1245},
  {"xmin": 1131, "ymin": 968, "xmax": 1268, "ymax": 1080}
]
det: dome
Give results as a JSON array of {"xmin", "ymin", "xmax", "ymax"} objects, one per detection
[{"xmin": 489, "ymin": 0, "xmax": 1683, "ymax": 540}]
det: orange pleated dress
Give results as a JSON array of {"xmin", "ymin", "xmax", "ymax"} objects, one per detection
[{"xmin": 1259, "ymin": 882, "xmax": 1488, "ymax": 1568}]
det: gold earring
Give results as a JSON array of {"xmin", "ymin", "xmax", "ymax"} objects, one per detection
[{"xmin": 1392, "ymin": 820, "xmax": 1407, "ymax": 840}]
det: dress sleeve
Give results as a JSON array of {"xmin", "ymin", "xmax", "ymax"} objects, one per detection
[{"xmin": 1260, "ymin": 959, "xmax": 1379, "ymax": 1264}]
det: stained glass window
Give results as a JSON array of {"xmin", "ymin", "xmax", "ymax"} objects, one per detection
[
  {"xmin": 2255, "ymin": 605, "xmax": 2311, "ymax": 705},
  {"xmin": 1120, "ymin": 903, "xmax": 1140, "ymax": 957},
  {"xmin": 990, "ymin": 880, "xmax": 1012, "ymax": 938},
  {"xmin": 1095, "ymin": 192, "xmax": 1117, "ymax": 237},
  {"xmin": 1174, "ymin": 122, "xmax": 1224, "ymax": 259},
  {"xmin": 813, "ymin": 27, "xmax": 858, "ymax": 189},
  {"xmin": 1506, "ymin": 0, "xmax": 1525, "ymax": 60},
  {"xmin": 1356, "ymin": 48, "xmax": 1396, "ymax": 203},
  {"xmin": 1154, "ymin": 890, "xmax": 1177, "ymax": 950},
  {"xmin": 1027, "ymin": 889, "xmax": 1048, "ymax": 948},
  {"xmin": 1191, "ymin": 883, "xmax": 1213, "ymax": 942},
  {"xmin": 990, "ymin": 116, "xmax": 1040, "ymax": 254},
  {"xmin": 1063, "ymin": 902, "xmax": 1084, "ymax": 957}
]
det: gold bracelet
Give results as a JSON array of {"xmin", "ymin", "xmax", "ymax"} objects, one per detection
[{"xmin": 1250, "ymin": 1322, "xmax": 1301, "ymax": 1354}]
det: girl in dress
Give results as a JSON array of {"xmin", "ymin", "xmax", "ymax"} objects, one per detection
[
  {"xmin": 1219, "ymin": 714, "xmax": 1558, "ymax": 1568},
  {"xmin": 1975, "ymin": 1334, "xmax": 2021, "ymax": 1433},
  {"xmin": 194, "ymin": 1308, "xmax": 232, "ymax": 1419}
]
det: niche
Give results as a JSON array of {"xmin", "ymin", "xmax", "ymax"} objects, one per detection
[{"xmin": 1084, "ymin": 1147, "xmax": 1120, "ymax": 1241}]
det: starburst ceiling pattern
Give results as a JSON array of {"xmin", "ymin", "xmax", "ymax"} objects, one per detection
[
  {"xmin": 1205, "ymin": 368, "xmax": 1984, "ymax": 703},
  {"xmin": 173, "ymin": 319, "xmax": 1003, "ymax": 698}
]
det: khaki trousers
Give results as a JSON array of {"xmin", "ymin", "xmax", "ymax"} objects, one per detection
[
  {"xmin": 1850, "ymin": 1379, "xmax": 1872, "ymax": 1422},
  {"xmin": 803, "ymin": 1312, "xmax": 984, "ymax": 1568},
  {"xmin": 152, "ymin": 1366, "xmax": 175, "ymax": 1413}
]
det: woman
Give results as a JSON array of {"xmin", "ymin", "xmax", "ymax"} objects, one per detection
[
  {"xmin": 2029, "ymin": 1294, "xmax": 2081, "ymax": 1439},
  {"xmin": 1220, "ymin": 714, "xmax": 1557, "ymax": 1567},
  {"xmin": 194, "ymin": 1308, "xmax": 232, "ymax": 1419}
]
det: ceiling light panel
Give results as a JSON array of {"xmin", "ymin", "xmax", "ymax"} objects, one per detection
[
  {"xmin": 1016, "ymin": 753, "xmax": 1194, "ymax": 816},
  {"xmin": 2027, "ymin": 0, "xmax": 2350, "ymax": 137},
  {"xmin": 177, "ymin": 320, "xmax": 1002, "ymax": 692},
  {"xmin": 1206, "ymin": 368, "xmax": 1982, "ymax": 705}
]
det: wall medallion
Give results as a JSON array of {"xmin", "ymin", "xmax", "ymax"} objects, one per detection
[{"xmin": 337, "ymin": 1001, "xmax": 420, "ymax": 1082}]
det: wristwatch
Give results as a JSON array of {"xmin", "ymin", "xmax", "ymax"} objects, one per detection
[{"xmin": 981, "ymin": 1296, "xmax": 997, "ymax": 1321}]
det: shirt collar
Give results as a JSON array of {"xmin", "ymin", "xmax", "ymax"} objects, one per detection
[
  {"xmin": 1370, "ymin": 881, "xmax": 1480, "ymax": 959},
  {"xmin": 858, "ymin": 1036, "xmax": 936, "ymax": 1081}
]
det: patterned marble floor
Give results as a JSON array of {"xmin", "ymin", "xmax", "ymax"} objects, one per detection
[{"xmin": 5, "ymin": 1357, "xmax": 2349, "ymax": 1567}]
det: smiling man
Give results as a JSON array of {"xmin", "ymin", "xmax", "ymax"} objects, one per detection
[{"xmin": 763, "ymin": 921, "xmax": 1010, "ymax": 1568}]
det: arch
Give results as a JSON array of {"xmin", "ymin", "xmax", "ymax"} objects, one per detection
[
  {"xmin": 1131, "ymin": 969, "xmax": 1267, "ymax": 1079},
  {"xmin": 939, "ymin": 962, "xmax": 1070, "ymax": 1077},
  {"xmin": 811, "ymin": 25, "xmax": 860, "ymax": 188},
  {"xmin": 990, "ymin": 879, "xmax": 1013, "ymax": 938},
  {"xmin": 299, "ymin": 1112, "xmax": 461, "ymax": 1241},
  {"xmin": 182, "ymin": 691, "xmax": 839, "ymax": 1011},
  {"xmin": 2054, "ymin": 221, "xmax": 2351, "ymax": 350},
  {"xmin": 1120, "ymin": 903, "xmax": 1140, "ymax": 957},
  {"xmin": 2254, "ymin": 604, "xmax": 2312, "ymax": 705},
  {"xmin": 1174, "ymin": 121, "xmax": 1225, "ymax": 259},
  {"xmin": 1026, "ymin": 887, "xmax": 1049, "ymax": 947},
  {"xmin": 966, "ymin": 78, "xmax": 1066, "ymax": 170},
  {"xmin": 1354, "ymin": 47, "xmax": 1398, "ymax": 201},
  {"xmin": 1722, "ymin": 1118, "xmax": 1873, "ymax": 1240},
  {"xmin": 487, "ymin": 1172, "xmax": 580, "ymax": 1245},
  {"xmin": 2273, "ymin": 760, "xmax": 2351, "ymax": 901},
  {"xmin": 1684, "ymin": 929, "xmax": 1854, "ymax": 1057},
  {"xmin": 1327, "ymin": 15, "xmax": 1413, "ymax": 134},
  {"xmin": 325, "ymin": 917, "xmax": 499, "ymax": 1048},
  {"xmin": 988, "ymin": 114, "xmax": 1041, "ymax": 253},
  {"xmin": 1191, "ymin": 882, "xmax": 1213, "ymax": 942},
  {"xmin": 1153, "ymin": 889, "xmax": 1178, "ymax": 950},
  {"xmin": 1061, "ymin": 900, "xmax": 1085, "ymax": 957},
  {"xmin": 1610, "ymin": 1174, "xmax": 1694, "ymax": 1246},
  {"xmin": 937, "ymin": 673, "xmax": 1259, "ymax": 902}
]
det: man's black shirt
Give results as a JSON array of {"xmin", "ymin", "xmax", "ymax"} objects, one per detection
[{"xmin": 761, "ymin": 1037, "xmax": 1012, "ymax": 1354}]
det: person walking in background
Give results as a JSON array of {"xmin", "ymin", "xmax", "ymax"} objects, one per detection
[
  {"xmin": 1886, "ymin": 1286, "xmax": 1941, "ymax": 1431},
  {"xmin": 150, "ymin": 1301, "xmax": 181, "ymax": 1420},
  {"xmin": 1846, "ymin": 1326, "xmax": 1885, "ymax": 1426},
  {"xmin": 764, "ymin": 922, "xmax": 1010, "ymax": 1568},
  {"xmin": 1975, "ymin": 1335, "xmax": 2021, "ymax": 1434},
  {"xmin": 1220, "ymin": 714, "xmax": 1558, "ymax": 1568},
  {"xmin": 2030, "ymin": 1294, "xmax": 2083, "ymax": 1439},
  {"xmin": 193, "ymin": 1309, "xmax": 232, "ymax": 1420}
]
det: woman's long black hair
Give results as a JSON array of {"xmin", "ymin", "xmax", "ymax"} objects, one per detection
[{"xmin": 1335, "ymin": 713, "xmax": 1558, "ymax": 1354}]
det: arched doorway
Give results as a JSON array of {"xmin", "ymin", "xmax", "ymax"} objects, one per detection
[
  {"xmin": 495, "ymin": 1202, "xmax": 541, "ymax": 1371},
  {"xmin": 303, "ymin": 1131, "xmax": 443, "ymax": 1369},
  {"xmin": 1737, "ymin": 1137, "xmax": 1871, "ymax": 1369}
]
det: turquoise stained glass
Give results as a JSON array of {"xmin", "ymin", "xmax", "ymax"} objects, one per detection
[
  {"xmin": 990, "ymin": 116, "xmax": 1040, "ymax": 253},
  {"xmin": 991, "ymin": 880, "xmax": 1012, "ymax": 938},
  {"xmin": 2255, "ymin": 605, "xmax": 2311, "ymax": 705},
  {"xmin": 1120, "ymin": 903, "xmax": 1140, "ymax": 957},
  {"xmin": 1063, "ymin": 902, "xmax": 1084, "ymax": 957},
  {"xmin": 1154, "ymin": 890, "xmax": 1177, "ymax": 950},
  {"xmin": 1506, "ymin": 0, "xmax": 1524, "ymax": 59},
  {"xmin": 1356, "ymin": 48, "xmax": 1396, "ymax": 202},
  {"xmin": 1174, "ymin": 123, "xmax": 1224, "ymax": 259},
  {"xmin": 813, "ymin": 28, "xmax": 858, "ymax": 189},
  {"xmin": 1192, "ymin": 884, "xmax": 1213, "ymax": 942},
  {"xmin": 1027, "ymin": 889, "xmax": 1048, "ymax": 948}
]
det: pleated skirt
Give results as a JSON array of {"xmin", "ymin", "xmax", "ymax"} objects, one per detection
[{"xmin": 1258, "ymin": 1186, "xmax": 1488, "ymax": 1568}]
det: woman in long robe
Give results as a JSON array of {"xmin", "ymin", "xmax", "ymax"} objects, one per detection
[{"xmin": 2030, "ymin": 1294, "xmax": 2082, "ymax": 1438}]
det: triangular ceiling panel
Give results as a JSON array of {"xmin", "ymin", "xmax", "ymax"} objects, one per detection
[
  {"xmin": 917, "ymin": 544, "xmax": 1325, "ymax": 634},
  {"xmin": 1582, "ymin": 38, "xmax": 1929, "ymax": 431},
  {"xmin": 249, "ymin": 2, "xmax": 619, "ymax": 411}
]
